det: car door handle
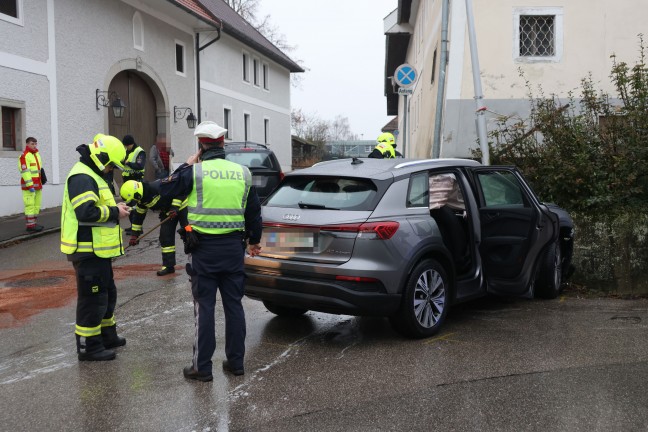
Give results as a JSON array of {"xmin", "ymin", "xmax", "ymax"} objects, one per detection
[{"xmin": 484, "ymin": 212, "xmax": 499, "ymax": 220}]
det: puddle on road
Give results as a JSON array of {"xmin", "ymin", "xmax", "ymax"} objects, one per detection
[{"xmin": 0, "ymin": 264, "xmax": 168, "ymax": 329}]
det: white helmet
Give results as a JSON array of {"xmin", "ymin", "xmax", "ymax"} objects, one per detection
[{"xmin": 194, "ymin": 121, "xmax": 227, "ymax": 140}]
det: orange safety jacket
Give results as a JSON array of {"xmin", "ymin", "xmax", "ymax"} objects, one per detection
[{"xmin": 18, "ymin": 150, "xmax": 43, "ymax": 191}]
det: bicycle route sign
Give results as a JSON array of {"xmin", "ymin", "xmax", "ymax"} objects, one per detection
[{"xmin": 394, "ymin": 63, "xmax": 417, "ymax": 88}]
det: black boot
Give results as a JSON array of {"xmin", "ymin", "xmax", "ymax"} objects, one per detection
[
  {"xmin": 157, "ymin": 253, "xmax": 176, "ymax": 276},
  {"xmin": 157, "ymin": 266, "xmax": 175, "ymax": 276},
  {"xmin": 101, "ymin": 325, "xmax": 126, "ymax": 349},
  {"xmin": 76, "ymin": 335, "xmax": 116, "ymax": 361}
]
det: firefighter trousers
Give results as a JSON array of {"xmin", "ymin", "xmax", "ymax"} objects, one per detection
[
  {"xmin": 73, "ymin": 257, "xmax": 117, "ymax": 339},
  {"xmin": 160, "ymin": 209, "xmax": 187, "ymax": 268}
]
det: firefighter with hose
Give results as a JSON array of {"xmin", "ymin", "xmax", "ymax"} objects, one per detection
[{"xmin": 120, "ymin": 179, "xmax": 188, "ymax": 276}]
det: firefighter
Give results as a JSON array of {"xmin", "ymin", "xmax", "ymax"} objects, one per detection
[
  {"xmin": 121, "ymin": 134, "xmax": 146, "ymax": 182},
  {"xmin": 61, "ymin": 134, "xmax": 130, "ymax": 361},
  {"xmin": 18, "ymin": 136, "xmax": 47, "ymax": 232},
  {"xmin": 121, "ymin": 134, "xmax": 146, "ymax": 235},
  {"xmin": 120, "ymin": 179, "xmax": 189, "ymax": 276},
  {"xmin": 159, "ymin": 120, "xmax": 262, "ymax": 382},
  {"xmin": 367, "ymin": 132, "xmax": 402, "ymax": 158}
]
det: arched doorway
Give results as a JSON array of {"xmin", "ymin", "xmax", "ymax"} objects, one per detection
[{"xmin": 107, "ymin": 70, "xmax": 158, "ymax": 185}]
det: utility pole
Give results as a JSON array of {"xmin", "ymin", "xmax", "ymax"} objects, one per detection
[{"xmin": 465, "ymin": 0, "xmax": 490, "ymax": 165}]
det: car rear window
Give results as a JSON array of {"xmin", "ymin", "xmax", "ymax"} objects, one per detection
[
  {"xmin": 265, "ymin": 177, "xmax": 378, "ymax": 210},
  {"xmin": 225, "ymin": 151, "xmax": 274, "ymax": 169}
]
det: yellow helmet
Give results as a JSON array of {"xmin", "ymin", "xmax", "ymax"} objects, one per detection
[
  {"xmin": 120, "ymin": 180, "xmax": 143, "ymax": 202},
  {"xmin": 377, "ymin": 132, "xmax": 396, "ymax": 147},
  {"xmin": 89, "ymin": 135, "xmax": 126, "ymax": 171}
]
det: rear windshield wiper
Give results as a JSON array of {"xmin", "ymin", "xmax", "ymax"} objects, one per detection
[{"xmin": 298, "ymin": 201, "xmax": 339, "ymax": 210}]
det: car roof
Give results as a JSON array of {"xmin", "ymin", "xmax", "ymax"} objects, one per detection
[
  {"xmin": 288, "ymin": 158, "xmax": 482, "ymax": 180},
  {"xmin": 224, "ymin": 141, "xmax": 270, "ymax": 150}
]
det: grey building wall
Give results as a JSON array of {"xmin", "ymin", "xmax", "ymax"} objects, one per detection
[{"xmin": 200, "ymin": 32, "xmax": 293, "ymax": 171}]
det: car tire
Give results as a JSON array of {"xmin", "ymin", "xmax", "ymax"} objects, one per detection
[
  {"xmin": 263, "ymin": 301, "xmax": 308, "ymax": 317},
  {"xmin": 535, "ymin": 240, "xmax": 562, "ymax": 299},
  {"xmin": 389, "ymin": 258, "xmax": 449, "ymax": 338}
]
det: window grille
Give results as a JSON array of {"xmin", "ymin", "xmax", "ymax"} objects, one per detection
[{"xmin": 519, "ymin": 15, "xmax": 554, "ymax": 57}]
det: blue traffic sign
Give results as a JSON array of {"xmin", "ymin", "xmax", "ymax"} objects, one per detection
[{"xmin": 394, "ymin": 64, "xmax": 417, "ymax": 88}]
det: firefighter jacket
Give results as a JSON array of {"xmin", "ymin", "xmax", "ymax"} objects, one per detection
[
  {"xmin": 368, "ymin": 142, "xmax": 396, "ymax": 159},
  {"xmin": 159, "ymin": 147, "xmax": 262, "ymax": 243},
  {"xmin": 130, "ymin": 180, "xmax": 188, "ymax": 233},
  {"xmin": 61, "ymin": 148, "xmax": 124, "ymax": 259},
  {"xmin": 18, "ymin": 149, "xmax": 43, "ymax": 190},
  {"xmin": 123, "ymin": 145, "xmax": 146, "ymax": 180}
]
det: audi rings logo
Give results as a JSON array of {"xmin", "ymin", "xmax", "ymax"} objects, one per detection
[{"xmin": 282, "ymin": 214, "xmax": 300, "ymax": 221}]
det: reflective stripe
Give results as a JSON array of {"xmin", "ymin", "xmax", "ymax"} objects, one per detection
[
  {"xmin": 190, "ymin": 221, "xmax": 245, "ymax": 229},
  {"xmin": 132, "ymin": 223, "xmax": 143, "ymax": 231},
  {"xmin": 71, "ymin": 191, "xmax": 98, "ymax": 208},
  {"xmin": 75, "ymin": 324, "xmax": 101, "ymax": 337},
  {"xmin": 101, "ymin": 316, "xmax": 116, "ymax": 327},
  {"xmin": 161, "ymin": 246, "xmax": 175, "ymax": 253},
  {"xmin": 144, "ymin": 195, "xmax": 160, "ymax": 208},
  {"xmin": 187, "ymin": 207, "xmax": 244, "ymax": 216}
]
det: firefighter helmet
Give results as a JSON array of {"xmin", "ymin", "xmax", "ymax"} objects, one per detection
[
  {"xmin": 377, "ymin": 132, "xmax": 396, "ymax": 147},
  {"xmin": 89, "ymin": 135, "xmax": 126, "ymax": 171},
  {"xmin": 120, "ymin": 180, "xmax": 143, "ymax": 202}
]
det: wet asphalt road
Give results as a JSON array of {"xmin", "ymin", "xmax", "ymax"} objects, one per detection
[{"xmin": 1, "ymin": 224, "xmax": 648, "ymax": 431}]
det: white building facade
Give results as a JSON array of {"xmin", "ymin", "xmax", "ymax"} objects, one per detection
[
  {"xmin": 0, "ymin": 0, "xmax": 301, "ymax": 217},
  {"xmin": 384, "ymin": 0, "xmax": 647, "ymax": 159}
]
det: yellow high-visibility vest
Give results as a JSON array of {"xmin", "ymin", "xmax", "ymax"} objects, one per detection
[
  {"xmin": 187, "ymin": 159, "xmax": 251, "ymax": 235},
  {"xmin": 123, "ymin": 146, "xmax": 145, "ymax": 179},
  {"xmin": 61, "ymin": 162, "xmax": 124, "ymax": 257}
]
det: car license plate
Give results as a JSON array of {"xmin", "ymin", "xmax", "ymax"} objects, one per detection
[{"xmin": 263, "ymin": 231, "xmax": 317, "ymax": 250}]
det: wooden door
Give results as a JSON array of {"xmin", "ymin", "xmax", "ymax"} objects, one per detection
[{"xmin": 108, "ymin": 71, "xmax": 158, "ymax": 187}]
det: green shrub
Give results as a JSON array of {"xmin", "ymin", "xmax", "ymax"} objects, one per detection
[{"xmin": 472, "ymin": 35, "xmax": 648, "ymax": 213}]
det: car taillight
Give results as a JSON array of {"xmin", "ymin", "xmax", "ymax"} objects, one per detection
[
  {"xmin": 320, "ymin": 221, "xmax": 400, "ymax": 240},
  {"xmin": 279, "ymin": 171, "xmax": 285, "ymax": 181},
  {"xmin": 336, "ymin": 275, "xmax": 380, "ymax": 282}
]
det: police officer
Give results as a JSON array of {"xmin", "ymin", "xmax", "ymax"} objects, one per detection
[
  {"xmin": 61, "ymin": 134, "xmax": 130, "ymax": 361},
  {"xmin": 120, "ymin": 179, "xmax": 189, "ymax": 276},
  {"xmin": 160, "ymin": 121, "xmax": 262, "ymax": 382},
  {"xmin": 367, "ymin": 132, "xmax": 402, "ymax": 158}
]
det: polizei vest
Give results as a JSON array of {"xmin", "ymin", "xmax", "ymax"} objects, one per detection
[{"xmin": 187, "ymin": 159, "xmax": 252, "ymax": 235}]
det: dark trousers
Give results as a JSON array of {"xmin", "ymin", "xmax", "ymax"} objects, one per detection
[
  {"xmin": 188, "ymin": 233, "xmax": 246, "ymax": 374},
  {"xmin": 159, "ymin": 209, "xmax": 187, "ymax": 268},
  {"xmin": 74, "ymin": 257, "xmax": 117, "ymax": 336}
]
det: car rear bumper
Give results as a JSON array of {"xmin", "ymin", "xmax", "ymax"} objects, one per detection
[{"xmin": 244, "ymin": 270, "xmax": 401, "ymax": 316}]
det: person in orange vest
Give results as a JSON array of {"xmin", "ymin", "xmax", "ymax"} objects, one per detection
[{"xmin": 18, "ymin": 136, "xmax": 47, "ymax": 232}]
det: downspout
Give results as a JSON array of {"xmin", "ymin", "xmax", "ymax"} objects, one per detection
[
  {"xmin": 432, "ymin": 0, "xmax": 449, "ymax": 159},
  {"xmin": 195, "ymin": 26, "xmax": 222, "ymax": 123}
]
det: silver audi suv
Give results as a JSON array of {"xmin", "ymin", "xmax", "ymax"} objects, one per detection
[{"xmin": 244, "ymin": 158, "xmax": 574, "ymax": 338}]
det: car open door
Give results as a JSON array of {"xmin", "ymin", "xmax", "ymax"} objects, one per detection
[{"xmin": 468, "ymin": 167, "xmax": 557, "ymax": 297}]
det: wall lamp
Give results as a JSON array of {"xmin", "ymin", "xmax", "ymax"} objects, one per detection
[
  {"xmin": 96, "ymin": 89, "xmax": 126, "ymax": 118},
  {"xmin": 174, "ymin": 106, "xmax": 197, "ymax": 129}
]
